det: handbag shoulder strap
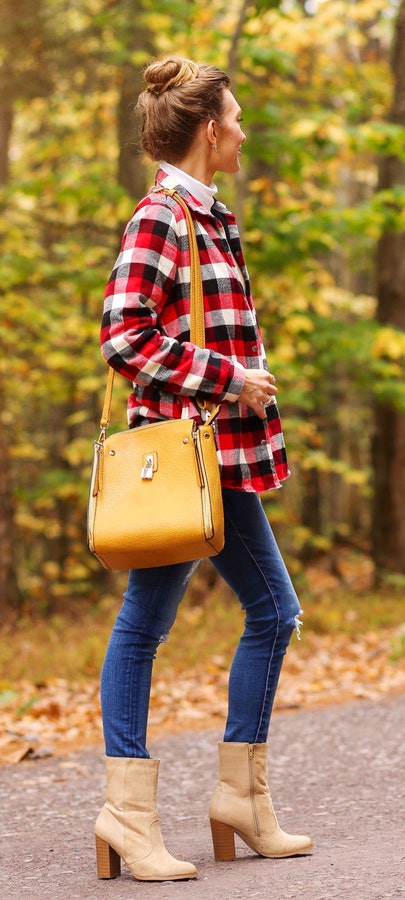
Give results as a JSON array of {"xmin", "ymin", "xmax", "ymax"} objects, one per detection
[
  {"xmin": 161, "ymin": 188, "xmax": 204, "ymax": 348},
  {"xmin": 100, "ymin": 188, "xmax": 207, "ymax": 431}
]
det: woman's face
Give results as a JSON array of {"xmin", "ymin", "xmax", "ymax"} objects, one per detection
[{"xmin": 215, "ymin": 90, "xmax": 246, "ymax": 174}]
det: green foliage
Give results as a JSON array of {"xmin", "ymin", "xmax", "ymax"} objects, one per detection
[{"xmin": 1, "ymin": 0, "xmax": 405, "ymax": 611}]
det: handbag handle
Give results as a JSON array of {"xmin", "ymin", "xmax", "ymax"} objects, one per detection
[{"xmin": 100, "ymin": 189, "xmax": 210, "ymax": 431}]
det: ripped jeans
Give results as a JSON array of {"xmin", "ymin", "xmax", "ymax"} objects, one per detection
[{"xmin": 100, "ymin": 487, "xmax": 302, "ymax": 757}]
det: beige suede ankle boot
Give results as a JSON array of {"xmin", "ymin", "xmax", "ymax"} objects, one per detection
[
  {"xmin": 95, "ymin": 756, "xmax": 197, "ymax": 881},
  {"xmin": 209, "ymin": 741, "xmax": 313, "ymax": 860}
]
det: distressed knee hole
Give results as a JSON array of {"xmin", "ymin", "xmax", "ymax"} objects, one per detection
[
  {"xmin": 158, "ymin": 632, "xmax": 170, "ymax": 645},
  {"xmin": 294, "ymin": 608, "xmax": 304, "ymax": 640}
]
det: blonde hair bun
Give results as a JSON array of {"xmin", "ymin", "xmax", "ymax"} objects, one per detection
[{"xmin": 144, "ymin": 56, "xmax": 200, "ymax": 95}]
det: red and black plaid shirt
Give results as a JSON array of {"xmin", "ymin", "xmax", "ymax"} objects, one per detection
[{"xmin": 101, "ymin": 169, "xmax": 289, "ymax": 492}]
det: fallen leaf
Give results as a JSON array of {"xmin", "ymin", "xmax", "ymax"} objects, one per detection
[{"xmin": 0, "ymin": 735, "xmax": 34, "ymax": 764}]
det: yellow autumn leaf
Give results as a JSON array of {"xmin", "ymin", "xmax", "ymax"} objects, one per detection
[
  {"xmin": 290, "ymin": 119, "xmax": 319, "ymax": 139},
  {"xmin": 344, "ymin": 470, "xmax": 368, "ymax": 486},
  {"xmin": 371, "ymin": 327, "xmax": 405, "ymax": 360},
  {"xmin": 10, "ymin": 443, "xmax": 47, "ymax": 460},
  {"xmin": 249, "ymin": 177, "xmax": 272, "ymax": 193},
  {"xmin": 324, "ymin": 123, "xmax": 348, "ymax": 145},
  {"xmin": 285, "ymin": 314, "xmax": 314, "ymax": 335},
  {"xmin": 275, "ymin": 343, "xmax": 296, "ymax": 363}
]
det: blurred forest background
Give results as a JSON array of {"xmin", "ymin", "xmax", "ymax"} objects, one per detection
[{"xmin": 1, "ymin": 0, "xmax": 405, "ymax": 756}]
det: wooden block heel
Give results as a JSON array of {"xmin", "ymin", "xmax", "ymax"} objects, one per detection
[
  {"xmin": 95, "ymin": 834, "xmax": 121, "ymax": 879},
  {"xmin": 210, "ymin": 819, "xmax": 236, "ymax": 861}
]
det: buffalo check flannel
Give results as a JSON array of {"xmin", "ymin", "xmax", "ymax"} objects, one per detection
[{"xmin": 100, "ymin": 169, "xmax": 289, "ymax": 493}]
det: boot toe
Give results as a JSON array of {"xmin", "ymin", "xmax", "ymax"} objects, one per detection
[{"xmin": 259, "ymin": 830, "xmax": 313, "ymax": 858}]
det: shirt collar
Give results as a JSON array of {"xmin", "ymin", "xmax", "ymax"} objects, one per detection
[{"xmin": 159, "ymin": 162, "xmax": 218, "ymax": 214}]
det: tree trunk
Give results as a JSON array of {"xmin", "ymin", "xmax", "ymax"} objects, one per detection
[
  {"xmin": 372, "ymin": 0, "xmax": 405, "ymax": 572},
  {"xmin": 0, "ymin": 98, "xmax": 12, "ymax": 184},
  {"xmin": 0, "ymin": 0, "xmax": 49, "ymax": 612},
  {"xmin": 117, "ymin": 64, "xmax": 149, "ymax": 202},
  {"xmin": 0, "ymin": 73, "xmax": 21, "ymax": 611},
  {"xmin": 0, "ymin": 371, "xmax": 22, "ymax": 611},
  {"xmin": 117, "ymin": 19, "xmax": 156, "ymax": 204}
]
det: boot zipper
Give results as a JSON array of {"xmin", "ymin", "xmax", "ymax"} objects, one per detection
[{"xmin": 248, "ymin": 744, "xmax": 260, "ymax": 838}]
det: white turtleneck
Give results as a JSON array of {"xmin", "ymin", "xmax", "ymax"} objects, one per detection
[{"xmin": 161, "ymin": 161, "xmax": 217, "ymax": 213}]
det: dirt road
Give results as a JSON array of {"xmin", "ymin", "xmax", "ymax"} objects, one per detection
[{"xmin": 1, "ymin": 695, "xmax": 404, "ymax": 899}]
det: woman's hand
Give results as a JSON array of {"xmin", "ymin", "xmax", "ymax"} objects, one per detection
[{"xmin": 239, "ymin": 369, "xmax": 278, "ymax": 420}]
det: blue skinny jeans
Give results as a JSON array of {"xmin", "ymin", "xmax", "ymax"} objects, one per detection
[{"xmin": 100, "ymin": 487, "xmax": 302, "ymax": 757}]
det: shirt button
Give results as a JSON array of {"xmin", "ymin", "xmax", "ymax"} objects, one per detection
[
  {"xmin": 252, "ymin": 344, "xmax": 258, "ymax": 353},
  {"xmin": 261, "ymin": 439, "xmax": 267, "ymax": 446}
]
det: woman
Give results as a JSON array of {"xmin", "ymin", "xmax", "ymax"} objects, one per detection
[{"xmin": 95, "ymin": 55, "xmax": 312, "ymax": 883}]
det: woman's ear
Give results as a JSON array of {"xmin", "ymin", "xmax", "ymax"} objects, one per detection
[{"xmin": 206, "ymin": 118, "xmax": 218, "ymax": 149}]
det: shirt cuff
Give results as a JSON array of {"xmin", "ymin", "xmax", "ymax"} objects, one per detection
[{"xmin": 220, "ymin": 362, "xmax": 246, "ymax": 403}]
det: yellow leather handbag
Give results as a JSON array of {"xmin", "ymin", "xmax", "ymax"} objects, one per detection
[{"xmin": 87, "ymin": 190, "xmax": 224, "ymax": 570}]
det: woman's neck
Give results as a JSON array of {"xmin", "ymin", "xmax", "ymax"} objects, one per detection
[{"xmin": 161, "ymin": 162, "xmax": 217, "ymax": 212}]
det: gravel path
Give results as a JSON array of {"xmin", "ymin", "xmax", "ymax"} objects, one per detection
[{"xmin": 1, "ymin": 695, "xmax": 404, "ymax": 899}]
